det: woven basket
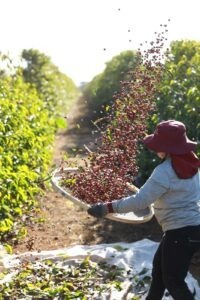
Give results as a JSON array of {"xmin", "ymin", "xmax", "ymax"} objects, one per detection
[{"xmin": 51, "ymin": 167, "xmax": 154, "ymax": 224}]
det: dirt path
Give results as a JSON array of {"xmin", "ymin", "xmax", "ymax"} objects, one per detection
[{"xmin": 13, "ymin": 97, "xmax": 200, "ymax": 283}]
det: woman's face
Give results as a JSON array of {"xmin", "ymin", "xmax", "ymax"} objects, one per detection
[{"xmin": 157, "ymin": 152, "xmax": 167, "ymax": 159}]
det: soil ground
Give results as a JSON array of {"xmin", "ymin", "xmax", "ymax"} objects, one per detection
[{"xmin": 13, "ymin": 97, "xmax": 200, "ymax": 284}]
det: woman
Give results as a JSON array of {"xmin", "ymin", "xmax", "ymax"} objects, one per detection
[{"xmin": 87, "ymin": 120, "xmax": 200, "ymax": 300}]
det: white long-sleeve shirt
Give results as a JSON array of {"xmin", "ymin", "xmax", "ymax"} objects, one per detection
[{"xmin": 112, "ymin": 158, "xmax": 200, "ymax": 232}]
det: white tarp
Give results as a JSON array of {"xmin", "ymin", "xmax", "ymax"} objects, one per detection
[{"xmin": 1, "ymin": 239, "xmax": 200, "ymax": 299}]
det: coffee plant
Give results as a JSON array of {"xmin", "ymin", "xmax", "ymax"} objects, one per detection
[
  {"xmin": 0, "ymin": 54, "xmax": 77, "ymax": 243},
  {"xmin": 136, "ymin": 39, "xmax": 200, "ymax": 181},
  {"xmin": 61, "ymin": 24, "xmax": 169, "ymax": 204}
]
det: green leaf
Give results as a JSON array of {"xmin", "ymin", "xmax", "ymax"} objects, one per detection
[{"xmin": 55, "ymin": 117, "xmax": 67, "ymax": 129}]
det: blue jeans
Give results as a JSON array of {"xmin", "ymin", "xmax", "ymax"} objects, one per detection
[{"xmin": 146, "ymin": 225, "xmax": 200, "ymax": 300}]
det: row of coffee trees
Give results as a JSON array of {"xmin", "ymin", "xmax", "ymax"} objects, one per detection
[
  {"xmin": 83, "ymin": 40, "xmax": 200, "ymax": 183},
  {"xmin": 0, "ymin": 49, "xmax": 78, "ymax": 246}
]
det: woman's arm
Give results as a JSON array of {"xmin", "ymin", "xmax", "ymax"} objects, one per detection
[{"xmin": 88, "ymin": 163, "xmax": 170, "ymax": 218}]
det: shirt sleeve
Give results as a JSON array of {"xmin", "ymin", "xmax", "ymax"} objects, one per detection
[{"xmin": 111, "ymin": 163, "xmax": 170, "ymax": 213}]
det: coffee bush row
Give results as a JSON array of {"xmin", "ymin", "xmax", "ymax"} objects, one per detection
[{"xmin": 0, "ymin": 67, "xmax": 73, "ymax": 243}]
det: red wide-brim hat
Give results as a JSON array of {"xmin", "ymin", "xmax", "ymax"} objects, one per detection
[{"xmin": 143, "ymin": 120, "xmax": 197, "ymax": 155}]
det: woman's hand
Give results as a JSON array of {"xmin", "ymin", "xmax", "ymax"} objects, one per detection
[{"xmin": 87, "ymin": 203, "xmax": 110, "ymax": 218}]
